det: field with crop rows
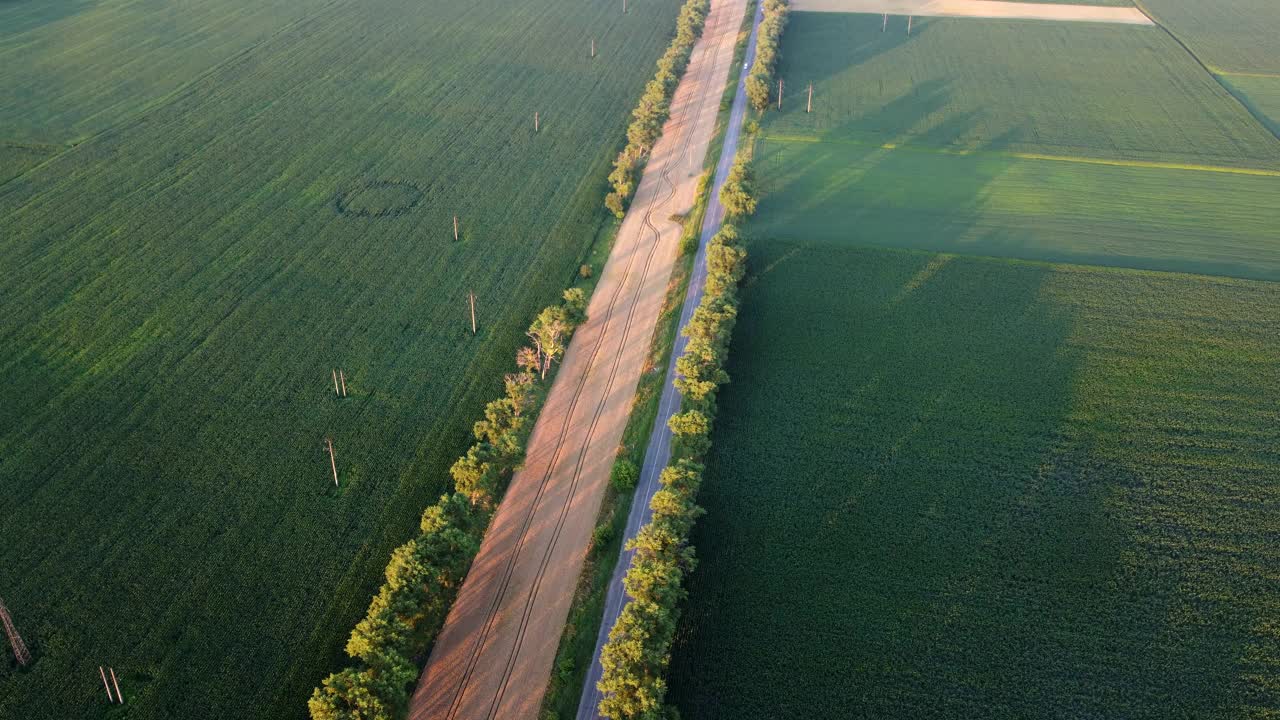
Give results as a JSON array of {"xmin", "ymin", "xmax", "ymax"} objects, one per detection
[
  {"xmin": 1224, "ymin": 77, "xmax": 1280, "ymax": 138},
  {"xmin": 751, "ymin": 138, "xmax": 1280, "ymax": 279},
  {"xmin": 667, "ymin": 244, "xmax": 1280, "ymax": 718},
  {"xmin": 0, "ymin": 0, "xmax": 336, "ymax": 145},
  {"xmin": 766, "ymin": 14, "xmax": 1280, "ymax": 167},
  {"xmin": 0, "ymin": 0, "xmax": 684, "ymax": 717},
  {"xmin": 1138, "ymin": 0, "xmax": 1280, "ymax": 74}
]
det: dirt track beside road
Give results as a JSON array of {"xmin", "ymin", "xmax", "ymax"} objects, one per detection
[{"xmin": 406, "ymin": 0, "xmax": 748, "ymax": 717}]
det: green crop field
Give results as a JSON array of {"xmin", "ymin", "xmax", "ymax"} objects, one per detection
[
  {"xmin": 0, "ymin": 0, "xmax": 684, "ymax": 717},
  {"xmin": 1138, "ymin": 0, "xmax": 1280, "ymax": 74},
  {"xmin": 767, "ymin": 13, "xmax": 1280, "ymax": 167},
  {"xmin": 743, "ymin": 11, "xmax": 1280, "ymax": 281},
  {"xmin": 1223, "ymin": 77, "xmax": 1280, "ymax": 138},
  {"xmin": 752, "ymin": 138, "xmax": 1280, "ymax": 280},
  {"xmin": 0, "ymin": 0, "xmax": 334, "ymax": 144},
  {"xmin": 667, "ymin": 244, "xmax": 1280, "ymax": 718}
]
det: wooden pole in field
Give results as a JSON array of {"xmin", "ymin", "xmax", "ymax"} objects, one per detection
[
  {"xmin": 777, "ymin": 78, "xmax": 783, "ymax": 110},
  {"xmin": 99, "ymin": 666, "xmax": 114, "ymax": 702},
  {"xmin": 807, "ymin": 83, "xmax": 813, "ymax": 113},
  {"xmin": 339, "ymin": 369, "xmax": 348, "ymax": 398},
  {"xmin": 453, "ymin": 215, "xmax": 459, "ymax": 241},
  {"xmin": 623, "ymin": 0, "xmax": 627, "ymax": 13},
  {"xmin": 907, "ymin": 15, "xmax": 913, "ymax": 35},
  {"xmin": 591, "ymin": 38, "xmax": 596, "ymax": 58},
  {"xmin": 110, "ymin": 667, "xmax": 123, "ymax": 704},
  {"xmin": 469, "ymin": 292, "xmax": 477, "ymax": 335},
  {"xmin": 882, "ymin": 13, "xmax": 887, "ymax": 32},
  {"xmin": 332, "ymin": 369, "xmax": 339, "ymax": 395},
  {"xmin": 0, "ymin": 597, "xmax": 30, "ymax": 667},
  {"xmin": 325, "ymin": 438, "xmax": 339, "ymax": 488},
  {"xmin": 535, "ymin": 111, "xmax": 540, "ymax": 133}
]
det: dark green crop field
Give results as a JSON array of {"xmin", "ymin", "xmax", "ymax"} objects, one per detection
[
  {"xmin": 0, "ymin": 0, "xmax": 334, "ymax": 144},
  {"xmin": 0, "ymin": 0, "xmax": 682, "ymax": 717},
  {"xmin": 766, "ymin": 13, "xmax": 1280, "ymax": 167},
  {"xmin": 1138, "ymin": 0, "xmax": 1280, "ymax": 74},
  {"xmin": 668, "ymin": 244, "xmax": 1280, "ymax": 719}
]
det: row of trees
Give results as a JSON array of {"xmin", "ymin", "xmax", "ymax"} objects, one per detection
[
  {"xmin": 605, "ymin": 0, "xmax": 713, "ymax": 218},
  {"xmin": 595, "ymin": 212, "xmax": 751, "ymax": 716},
  {"xmin": 308, "ymin": 288, "xmax": 588, "ymax": 720},
  {"xmin": 744, "ymin": 0, "xmax": 790, "ymax": 113}
]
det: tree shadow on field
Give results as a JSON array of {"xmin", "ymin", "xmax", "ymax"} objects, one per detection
[
  {"xmin": 671, "ymin": 60, "xmax": 1252, "ymax": 716},
  {"xmin": 779, "ymin": 10, "xmax": 933, "ymax": 92}
]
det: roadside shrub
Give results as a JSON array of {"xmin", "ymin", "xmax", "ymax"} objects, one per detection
[
  {"xmin": 606, "ymin": 0, "xmax": 713, "ymax": 216},
  {"xmin": 310, "ymin": 289, "xmax": 591, "ymax": 719},
  {"xmin": 596, "ymin": 222, "xmax": 747, "ymax": 719},
  {"xmin": 747, "ymin": 0, "xmax": 790, "ymax": 113},
  {"xmin": 611, "ymin": 458, "xmax": 640, "ymax": 492}
]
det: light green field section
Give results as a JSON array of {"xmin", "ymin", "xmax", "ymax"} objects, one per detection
[
  {"xmin": 750, "ymin": 137, "xmax": 1280, "ymax": 280},
  {"xmin": 669, "ymin": 244, "xmax": 1280, "ymax": 719},
  {"xmin": 768, "ymin": 13, "xmax": 1280, "ymax": 168},
  {"xmin": 1136, "ymin": 0, "xmax": 1280, "ymax": 75},
  {"xmin": 1223, "ymin": 76, "xmax": 1280, "ymax": 138},
  {"xmin": 0, "ymin": 0, "xmax": 338, "ymax": 145},
  {"xmin": 0, "ymin": 0, "xmax": 683, "ymax": 717}
]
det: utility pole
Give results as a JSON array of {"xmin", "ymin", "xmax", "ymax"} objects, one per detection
[
  {"xmin": 807, "ymin": 83, "xmax": 813, "ymax": 113},
  {"xmin": 332, "ymin": 369, "xmax": 339, "ymax": 396},
  {"xmin": 907, "ymin": 15, "xmax": 913, "ymax": 35},
  {"xmin": 882, "ymin": 13, "xmax": 887, "ymax": 31},
  {"xmin": 453, "ymin": 214, "xmax": 459, "ymax": 242},
  {"xmin": 591, "ymin": 38, "xmax": 596, "ymax": 58},
  {"xmin": 110, "ymin": 667, "xmax": 123, "ymax": 704},
  {"xmin": 339, "ymin": 369, "xmax": 348, "ymax": 398},
  {"xmin": 325, "ymin": 438, "xmax": 339, "ymax": 488},
  {"xmin": 469, "ymin": 292, "xmax": 477, "ymax": 335},
  {"xmin": 623, "ymin": 0, "xmax": 627, "ymax": 13},
  {"xmin": 99, "ymin": 667, "xmax": 114, "ymax": 702},
  {"xmin": 0, "ymin": 597, "xmax": 31, "ymax": 667},
  {"xmin": 535, "ymin": 111, "xmax": 540, "ymax": 133},
  {"xmin": 777, "ymin": 78, "xmax": 783, "ymax": 110}
]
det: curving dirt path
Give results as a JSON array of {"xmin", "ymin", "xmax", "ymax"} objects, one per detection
[
  {"xmin": 792, "ymin": 0, "xmax": 1154, "ymax": 24},
  {"xmin": 405, "ymin": 0, "xmax": 748, "ymax": 718}
]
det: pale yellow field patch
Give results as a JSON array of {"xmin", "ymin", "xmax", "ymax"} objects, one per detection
[{"xmin": 790, "ymin": 0, "xmax": 1154, "ymax": 25}]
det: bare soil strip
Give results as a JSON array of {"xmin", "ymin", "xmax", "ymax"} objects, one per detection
[
  {"xmin": 405, "ymin": 0, "xmax": 748, "ymax": 718},
  {"xmin": 791, "ymin": 0, "xmax": 1154, "ymax": 24}
]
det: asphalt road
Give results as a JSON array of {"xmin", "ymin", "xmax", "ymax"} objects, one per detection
[{"xmin": 573, "ymin": 4, "xmax": 765, "ymax": 718}]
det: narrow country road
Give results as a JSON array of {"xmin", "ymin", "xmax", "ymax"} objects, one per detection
[
  {"xmin": 574, "ymin": 3, "xmax": 764, "ymax": 719},
  {"xmin": 406, "ymin": 0, "xmax": 748, "ymax": 718}
]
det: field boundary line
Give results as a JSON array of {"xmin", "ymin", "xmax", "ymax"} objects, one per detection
[
  {"xmin": 762, "ymin": 134, "xmax": 1280, "ymax": 177},
  {"xmin": 1130, "ymin": 0, "xmax": 1280, "ymax": 146}
]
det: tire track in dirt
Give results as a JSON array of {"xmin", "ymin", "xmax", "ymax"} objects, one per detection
[{"xmin": 407, "ymin": 1, "xmax": 746, "ymax": 717}]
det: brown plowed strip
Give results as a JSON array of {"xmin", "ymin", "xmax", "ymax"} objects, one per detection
[
  {"xmin": 791, "ymin": 0, "xmax": 1154, "ymax": 24},
  {"xmin": 405, "ymin": 0, "xmax": 748, "ymax": 718}
]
